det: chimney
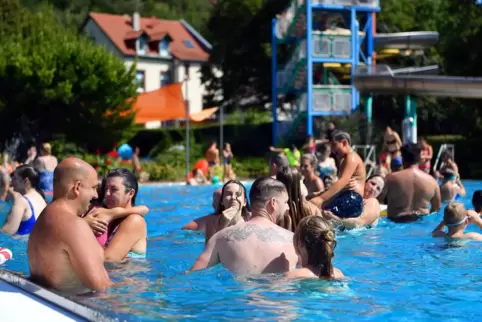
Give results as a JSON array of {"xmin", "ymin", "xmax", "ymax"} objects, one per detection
[{"xmin": 133, "ymin": 12, "xmax": 140, "ymax": 31}]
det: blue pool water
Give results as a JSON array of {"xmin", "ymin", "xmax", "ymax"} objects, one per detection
[{"xmin": 1, "ymin": 181, "xmax": 482, "ymax": 321}]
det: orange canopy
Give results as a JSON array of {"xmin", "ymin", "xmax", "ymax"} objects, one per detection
[{"xmin": 131, "ymin": 83, "xmax": 217, "ymax": 124}]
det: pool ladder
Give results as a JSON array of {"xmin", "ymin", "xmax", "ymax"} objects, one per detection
[{"xmin": 352, "ymin": 145, "xmax": 376, "ymax": 177}]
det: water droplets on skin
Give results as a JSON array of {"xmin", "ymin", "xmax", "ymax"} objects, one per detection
[{"xmin": 2, "ymin": 182, "xmax": 482, "ymax": 320}]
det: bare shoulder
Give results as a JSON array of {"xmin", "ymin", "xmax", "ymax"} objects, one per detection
[
  {"xmin": 333, "ymin": 268, "xmax": 345, "ymax": 279},
  {"xmin": 223, "ymin": 223, "xmax": 293, "ymax": 243},
  {"xmin": 121, "ymin": 214, "xmax": 147, "ymax": 228}
]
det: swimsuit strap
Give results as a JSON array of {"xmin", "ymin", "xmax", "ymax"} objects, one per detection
[{"xmin": 23, "ymin": 196, "xmax": 35, "ymax": 218}]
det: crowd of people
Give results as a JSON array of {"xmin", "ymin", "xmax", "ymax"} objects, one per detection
[{"xmin": 0, "ymin": 124, "xmax": 479, "ymax": 296}]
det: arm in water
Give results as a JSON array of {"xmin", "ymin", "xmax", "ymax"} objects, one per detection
[{"xmin": 190, "ymin": 233, "xmax": 220, "ymax": 271}]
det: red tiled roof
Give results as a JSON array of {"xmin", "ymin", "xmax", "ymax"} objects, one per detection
[{"xmin": 89, "ymin": 12, "xmax": 209, "ymax": 61}]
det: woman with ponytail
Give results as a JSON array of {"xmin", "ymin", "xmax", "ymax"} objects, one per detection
[
  {"xmin": 1, "ymin": 165, "xmax": 47, "ymax": 235},
  {"xmin": 286, "ymin": 216, "xmax": 344, "ymax": 279}
]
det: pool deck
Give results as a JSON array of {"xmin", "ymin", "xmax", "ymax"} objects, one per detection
[{"xmin": 0, "ymin": 269, "xmax": 115, "ymax": 322}]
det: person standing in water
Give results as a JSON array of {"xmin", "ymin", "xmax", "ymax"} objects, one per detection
[
  {"xmin": 310, "ymin": 131, "xmax": 366, "ymax": 219},
  {"xmin": 28, "ymin": 158, "xmax": 113, "ymax": 294},
  {"xmin": 385, "ymin": 144, "xmax": 441, "ymax": 223},
  {"xmin": 285, "ymin": 216, "xmax": 344, "ymax": 279},
  {"xmin": 440, "ymin": 169, "xmax": 466, "ymax": 202},
  {"xmin": 418, "ymin": 137, "xmax": 433, "ymax": 174},
  {"xmin": 1, "ymin": 165, "xmax": 47, "ymax": 235},
  {"xmin": 33, "ymin": 143, "xmax": 58, "ymax": 194},
  {"xmin": 300, "ymin": 154, "xmax": 324, "ymax": 199},
  {"xmin": 190, "ymin": 177, "xmax": 298, "ymax": 275},
  {"xmin": 432, "ymin": 203, "xmax": 482, "ymax": 241},
  {"xmin": 316, "ymin": 143, "xmax": 337, "ymax": 180}
]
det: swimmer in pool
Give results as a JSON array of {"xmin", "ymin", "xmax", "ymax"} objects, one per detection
[
  {"xmin": 300, "ymin": 154, "xmax": 324, "ymax": 199},
  {"xmin": 28, "ymin": 158, "xmax": 113, "ymax": 294},
  {"xmin": 269, "ymin": 153, "xmax": 309, "ymax": 199},
  {"xmin": 440, "ymin": 169, "xmax": 466, "ymax": 202},
  {"xmin": 187, "ymin": 168, "xmax": 210, "ymax": 186},
  {"xmin": 432, "ymin": 203, "xmax": 482, "ymax": 241},
  {"xmin": 435, "ymin": 150, "xmax": 459, "ymax": 180},
  {"xmin": 102, "ymin": 168, "xmax": 147, "ymax": 261},
  {"xmin": 1, "ymin": 165, "xmax": 47, "ymax": 235},
  {"xmin": 190, "ymin": 177, "xmax": 298, "ymax": 275},
  {"xmin": 285, "ymin": 216, "xmax": 343, "ymax": 280},
  {"xmin": 385, "ymin": 144, "xmax": 441, "ymax": 223},
  {"xmin": 310, "ymin": 131, "xmax": 366, "ymax": 219},
  {"xmin": 32, "ymin": 143, "xmax": 58, "ymax": 194},
  {"xmin": 182, "ymin": 181, "xmax": 250, "ymax": 243},
  {"xmin": 324, "ymin": 174, "xmax": 385, "ymax": 229}
]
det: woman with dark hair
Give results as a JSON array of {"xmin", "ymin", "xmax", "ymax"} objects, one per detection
[
  {"xmin": 1, "ymin": 165, "xmax": 47, "ymax": 235},
  {"xmin": 276, "ymin": 166, "xmax": 321, "ymax": 232},
  {"xmin": 182, "ymin": 180, "xmax": 250, "ymax": 243},
  {"xmin": 95, "ymin": 168, "xmax": 148, "ymax": 261},
  {"xmin": 83, "ymin": 176, "xmax": 149, "ymax": 248}
]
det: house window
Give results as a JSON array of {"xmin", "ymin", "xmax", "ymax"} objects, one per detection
[
  {"xmin": 183, "ymin": 40, "xmax": 194, "ymax": 48},
  {"xmin": 137, "ymin": 36, "xmax": 147, "ymax": 55},
  {"xmin": 136, "ymin": 71, "xmax": 145, "ymax": 93},
  {"xmin": 159, "ymin": 39, "xmax": 169, "ymax": 57},
  {"xmin": 160, "ymin": 71, "xmax": 170, "ymax": 87}
]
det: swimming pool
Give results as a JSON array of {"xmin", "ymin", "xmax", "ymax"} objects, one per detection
[{"xmin": 1, "ymin": 181, "xmax": 482, "ymax": 321}]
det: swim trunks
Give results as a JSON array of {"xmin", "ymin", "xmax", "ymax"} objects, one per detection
[{"xmin": 324, "ymin": 190, "xmax": 363, "ymax": 219}]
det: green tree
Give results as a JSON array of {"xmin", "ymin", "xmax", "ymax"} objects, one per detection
[{"xmin": 0, "ymin": 2, "xmax": 137, "ymax": 150}]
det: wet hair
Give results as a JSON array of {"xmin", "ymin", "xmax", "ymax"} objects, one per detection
[
  {"xmin": 301, "ymin": 154, "xmax": 317, "ymax": 167},
  {"xmin": 269, "ymin": 153, "xmax": 289, "ymax": 168},
  {"xmin": 249, "ymin": 177, "xmax": 287, "ymax": 209},
  {"xmin": 294, "ymin": 216, "xmax": 337, "ymax": 279},
  {"xmin": 472, "ymin": 190, "xmax": 482, "ymax": 213},
  {"xmin": 106, "ymin": 168, "xmax": 139, "ymax": 206},
  {"xmin": 95, "ymin": 176, "xmax": 106, "ymax": 207},
  {"xmin": 12, "ymin": 165, "xmax": 47, "ymax": 202},
  {"xmin": 401, "ymin": 143, "xmax": 421, "ymax": 166},
  {"xmin": 216, "ymin": 180, "xmax": 250, "ymax": 217},
  {"xmin": 443, "ymin": 202, "xmax": 466, "ymax": 226},
  {"xmin": 331, "ymin": 131, "xmax": 351, "ymax": 145},
  {"xmin": 276, "ymin": 165, "xmax": 308, "ymax": 231}
]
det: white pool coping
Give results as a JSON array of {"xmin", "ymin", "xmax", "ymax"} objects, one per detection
[{"xmin": 0, "ymin": 269, "xmax": 116, "ymax": 322}]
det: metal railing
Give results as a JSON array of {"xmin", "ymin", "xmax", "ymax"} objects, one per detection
[
  {"xmin": 352, "ymin": 144, "xmax": 376, "ymax": 177},
  {"xmin": 432, "ymin": 144, "xmax": 455, "ymax": 174}
]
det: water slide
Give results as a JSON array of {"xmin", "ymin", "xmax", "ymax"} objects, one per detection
[{"xmin": 0, "ymin": 269, "xmax": 113, "ymax": 322}]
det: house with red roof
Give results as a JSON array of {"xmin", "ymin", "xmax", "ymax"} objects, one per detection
[{"xmin": 83, "ymin": 12, "xmax": 215, "ymax": 122}]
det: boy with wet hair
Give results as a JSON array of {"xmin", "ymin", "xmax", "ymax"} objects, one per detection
[
  {"xmin": 432, "ymin": 202, "xmax": 482, "ymax": 241},
  {"xmin": 310, "ymin": 131, "xmax": 366, "ymax": 219}
]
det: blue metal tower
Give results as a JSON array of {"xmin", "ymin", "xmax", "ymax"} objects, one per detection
[{"xmin": 271, "ymin": 0, "xmax": 380, "ymax": 145}]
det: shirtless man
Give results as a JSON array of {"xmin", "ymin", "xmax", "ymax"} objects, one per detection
[
  {"xmin": 440, "ymin": 169, "xmax": 466, "ymax": 202},
  {"xmin": 385, "ymin": 143, "xmax": 441, "ymax": 223},
  {"xmin": 28, "ymin": 157, "xmax": 113, "ymax": 294},
  {"xmin": 310, "ymin": 131, "xmax": 366, "ymax": 219},
  {"xmin": 269, "ymin": 153, "xmax": 308, "ymax": 198},
  {"xmin": 205, "ymin": 141, "xmax": 220, "ymax": 167},
  {"xmin": 190, "ymin": 177, "xmax": 298, "ymax": 275},
  {"xmin": 432, "ymin": 203, "xmax": 482, "ymax": 241}
]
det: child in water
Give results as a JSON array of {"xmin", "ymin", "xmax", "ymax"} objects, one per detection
[
  {"xmin": 432, "ymin": 203, "xmax": 482, "ymax": 241},
  {"xmin": 285, "ymin": 216, "xmax": 344, "ymax": 279},
  {"xmin": 310, "ymin": 131, "xmax": 366, "ymax": 219}
]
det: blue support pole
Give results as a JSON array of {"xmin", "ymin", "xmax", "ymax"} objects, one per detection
[
  {"xmin": 306, "ymin": 1, "xmax": 313, "ymax": 136},
  {"xmin": 271, "ymin": 18, "xmax": 278, "ymax": 146},
  {"xmin": 366, "ymin": 13, "xmax": 374, "ymax": 143},
  {"xmin": 350, "ymin": 8, "xmax": 357, "ymax": 112}
]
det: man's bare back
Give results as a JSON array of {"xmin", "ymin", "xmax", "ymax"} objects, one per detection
[
  {"xmin": 386, "ymin": 167, "xmax": 441, "ymax": 221},
  {"xmin": 191, "ymin": 218, "xmax": 297, "ymax": 275}
]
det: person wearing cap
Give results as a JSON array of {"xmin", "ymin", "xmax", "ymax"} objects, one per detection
[
  {"xmin": 440, "ymin": 169, "xmax": 466, "ymax": 202},
  {"xmin": 33, "ymin": 142, "xmax": 58, "ymax": 194},
  {"xmin": 432, "ymin": 203, "xmax": 482, "ymax": 241},
  {"xmin": 385, "ymin": 143, "xmax": 441, "ymax": 223}
]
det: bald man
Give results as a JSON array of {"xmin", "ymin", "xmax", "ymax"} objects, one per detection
[{"xmin": 28, "ymin": 157, "xmax": 113, "ymax": 294}]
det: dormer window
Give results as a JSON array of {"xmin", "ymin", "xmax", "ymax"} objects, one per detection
[
  {"xmin": 136, "ymin": 35, "xmax": 148, "ymax": 55},
  {"xmin": 159, "ymin": 39, "xmax": 169, "ymax": 57}
]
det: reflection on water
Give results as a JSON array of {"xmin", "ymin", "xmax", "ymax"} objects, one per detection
[{"xmin": 2, "ymin": 182, "xmax": 482, "ymax": 320}]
